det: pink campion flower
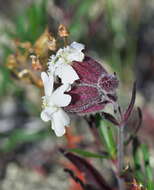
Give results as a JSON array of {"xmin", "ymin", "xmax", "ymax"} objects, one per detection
[{"xmin": 64, "ymin": 56, "xmax": 119, "ymax": 115}]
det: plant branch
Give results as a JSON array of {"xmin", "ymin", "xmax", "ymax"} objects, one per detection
[{"xmin": 117, "ymin": 125, "xmax": 126, "ymax": 190}]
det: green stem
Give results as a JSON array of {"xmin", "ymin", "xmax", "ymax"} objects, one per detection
[{"xmin": 117, "ymin": 125, "xmax": 126, "ymax": 190}]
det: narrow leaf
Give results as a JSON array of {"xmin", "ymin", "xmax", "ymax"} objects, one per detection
[
  {"xmin": 124, "ymin": 82, "xmax": 136, "ymax": 123},
  {"xmin": 69, "ymin": 148, "xmax": 109, "ymax": 159},
  {"xmin": 64, "ymin": 168, "xmax": 101, "ymax": 190},
  {"xmin": 60, "ymin": 149, "xmax": 113, "ymax": 190},
  {"xmin": 101, "ymin": 112, "xmax": 119, "ymax": 125},
  {"xmin": 141, "ymin": 144, "xmax": 154, "ymax": 190},
  {"xmin": 1, "ymin": 129, "xmax": 48, "ymax": 152},
  {"xmin": 132, "ymin": 138, "xmax": 144, "ymax": 182},
  {"xmin": 98, "ymin": 120, "xmax": 116, "ymax": 159},
  {"xmin": 125, "ymin": 107, "xmax": 142, "ymax": 145}
]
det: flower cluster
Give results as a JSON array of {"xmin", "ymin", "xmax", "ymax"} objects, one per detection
[
  {"xmin": 41, "ymin": 41, "xmax": 119, "ymax": 137},
  {"xmin": 48, "ymin": 42, "xmax": 85, "ymax": 84},
  {"xmin": 41, "ymin": 42, "xmax": 85, "ymax": 136}
]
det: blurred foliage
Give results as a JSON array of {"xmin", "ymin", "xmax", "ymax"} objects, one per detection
[
  {"xmin": 64, "ymin": 0, "xmax": 140, "ymax": 80},
  {"xmin": 0, "ymin": 0, "xmax": 144, "ymax": 96},
  {"xmin": 133, "ymin": 138, "xmax": 154, "ymax": 189},
  {"xmin": 69, "ymin": 0, "xmax": 94, "ymax": 39},
  {"xmin": 0, "ymin": 0, "xmax": 48, "ymax": 97},
  {"xmin": 0, "ymin": 0, "xmax": 49, "ymax": 154},
  {"xmin": 6, "ymin": 0, "xmax": 48, "ymax": 43},
  {"xmin": 1, "ymin": 129, "xmax": 49, "ymax": 153}
]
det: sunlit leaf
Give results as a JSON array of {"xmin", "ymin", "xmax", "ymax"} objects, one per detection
[
  {"xmin": 69, "ymin": 148, "xmax": 109, "ymax": 159},
  {"xmin": 98, "ymin": 118, "xmax": 116, "ymax": 159}
]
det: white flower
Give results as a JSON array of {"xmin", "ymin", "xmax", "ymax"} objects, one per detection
[
  {"xmin": 48, "ymin": 42, "xmax": 85, "ymax": 84},
  {"xmin": 40, "ymin": 72, "xmax": 71, "ymax": 137}
]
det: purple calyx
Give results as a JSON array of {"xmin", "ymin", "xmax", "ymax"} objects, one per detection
[{"xmin": 64, "ymin": 56, "xmax": 119, "ymax": 115}]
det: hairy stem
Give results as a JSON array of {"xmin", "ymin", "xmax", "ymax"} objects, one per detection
[{"xmin": 117, "ymin": 125, "xmax": 126, "ymax": 190}]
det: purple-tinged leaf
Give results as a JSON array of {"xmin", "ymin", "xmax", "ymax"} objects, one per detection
[
  {"xmin": 118, "ymin": 106, "xmax": 123, "ymax": 120},
  {"xmin": 64, "ymin": 168, "xmax": 100, "ymax": 190},
  {"xmin": 64, "ymin": 168, "xmax": 85, "ymax": 189},
  {"xmin": 101, "ymin": 112, "xmax": 119, "ymax": 126},
  {"xmin": 60, "ymin": 149, "xmax": 114, "ymax": 190},
  {"xmin": 123, "ymin": 82, "xmax": 136, "ymax": 123},
  {"xmin": 125, "ymin": 107, "xmax": 143, "ymax": 145},
  {"xmin": 135, "ymin": 107, "xmax": 143, "ymax": 133}
]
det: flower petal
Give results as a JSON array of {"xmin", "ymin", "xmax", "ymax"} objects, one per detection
[
  {"xmin": 55, "ymin": 64, "xmax": 79, "ymax": 84},
  {"xmin": 67, "ymin": 51, "xmax": 84, "ymax": 62},
  {"xmin": 52, "ymin": 109, "xmax": 70, "ymax": 136},
  {"xmin": 52, "ymin": 120, "xmax": 65, "ymax": 137},
  {"xmin": 52, "ymin": 84, "xmax": 72, "ymax": 107},
  {"xmin": 40, "ymin": 107, "xmax": 57, "ymax": 122},
  {"xmin": 41, "ymin": 110, "xmax": 51, "ymax": 122},
  {"xmin": 41, "ymin": 72, "xmax": 54, "ymax": 96},
  {"xmin": 58, "ymin": 109, "xmax": 70, "ymax": 126},
  {"xmin": 70, "ymin": 42, "xmax": 85, "ymax": 51}
]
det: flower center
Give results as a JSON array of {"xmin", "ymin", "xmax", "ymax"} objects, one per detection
[{"xmin": 42, "ymin": 97, "xmax": 59, "ymax": 112}]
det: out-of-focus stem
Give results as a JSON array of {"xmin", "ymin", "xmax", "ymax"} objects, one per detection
[
  {"xmin": 118, "ymin": 125, "xmax": 124, "ymax": 173},
  {"xmin": 117, "ymin": 125, "xmax": 126, "ymax": 190},
  {"xmin": 85, "ymin": 116, "xmax": 101, "ymax": 150},
  {"xmin": 63, "ymin": 37, "xmax": 68, "ymax": 47}
]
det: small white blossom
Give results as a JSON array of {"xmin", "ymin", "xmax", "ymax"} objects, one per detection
[
  {"xmin": 40, "ymin": 72, "xmax": 71, "ymax": 137},
  {"xmin": 48, "ymin": 42, "xmax": 85, "ymax": 84}
]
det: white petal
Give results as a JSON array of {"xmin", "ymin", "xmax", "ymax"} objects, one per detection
[
  {"xmin": 48, "ymin": 55, "xmax": 56, "ymax": 64},
  {"xmin": 67, "ymin": 51, "xmax": 84, "ymax": 62},
  {"xmin": 58, "ymin": 109, "xmax": 70, "ymax": 126},
  {"xmin": 41, "ymin": 110, "xmax": 50, "ymax": 122},
  {"xmin": 56, "ymin": 48, "xmax": 63, "ymax": 56},
  {"xmin": 40, "ymin": 107, "xmax": 53, "ymax": 122},
  {"xmin": 55, "ymin": 64, "xmax": 79, "ymax": 84},
  {"xmin": 48, "ymin": 64, "xmax": 55, "ymax": 75},
  {"xmin": 40, "ymin": 107, "xmax": 57, "ymax": 122},
  {"xmin": 51, "ymin": 109, "xmax": 70, "ymax": 136},
  {"xmin": 52, "ymin": 120, "xmax": 65, "ymax": 137},
  {"xmin": 70, "ymin": 42, "xmax": 85, "ymax": 51},
  {"xmin": 51, "ymin": 120, "xmax": 54, "ymax": 130},
  {"xmin": 52, "ymin": 84, "xmax": 71, "ymax": 107},
  {"xmin": 41, "ymin": 72, "xmax": 54, "ymax": 96},
  {"xmin": 56, "ymin": 57, "xmax": 65, "ymax": 65}
]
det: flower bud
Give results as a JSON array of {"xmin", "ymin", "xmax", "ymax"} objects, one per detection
[
  {"xmin": 58, "ymin": 24, "xmax": 69, "ymax": 38},
  {"xmin": 64, "ymin": 56, "xmax": 119, "ymax": 115}
]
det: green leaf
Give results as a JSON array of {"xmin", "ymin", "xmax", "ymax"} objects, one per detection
[
  {"xmin": 1, "ymin": 129, "xmax": 49, "ymax": 152},
  {"xmin": 70, "ymin": 21, "xmax": 87, "ymax": 40},
  {"xmin": 75, "ymin": 0, "xmax": 93, "ymax": 18},
  {"xmin": 69, "ymin": 0, "xmax": 93, "ymax": 39},
  {"xmin": 0, "ymin": 66, "xmax": 11, "ymax": 96},
  {"xmin": 98, "ymin": 117, "xmax": 116, "ymax": 159},
  {"xmin": 141, "ymin": 144, "xmax": 154, "ymax": 190},
  {"xmin": 132, "ymin": 139, "xmax": 144, "ymax": 183},
  {"xmin": 26, "ymin": 0, "xmax": 48, "ymax": 43},
  {"xmin": 5, "ymin": 0, "xmax": 48, "ymax": 43},
  {"xmin": 67, "ymin": 0, "xmax": 78, "ymax": 5},
  {"xmin": 69, "ymin": 148, "xmax": 109, "ymax": 159}
]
